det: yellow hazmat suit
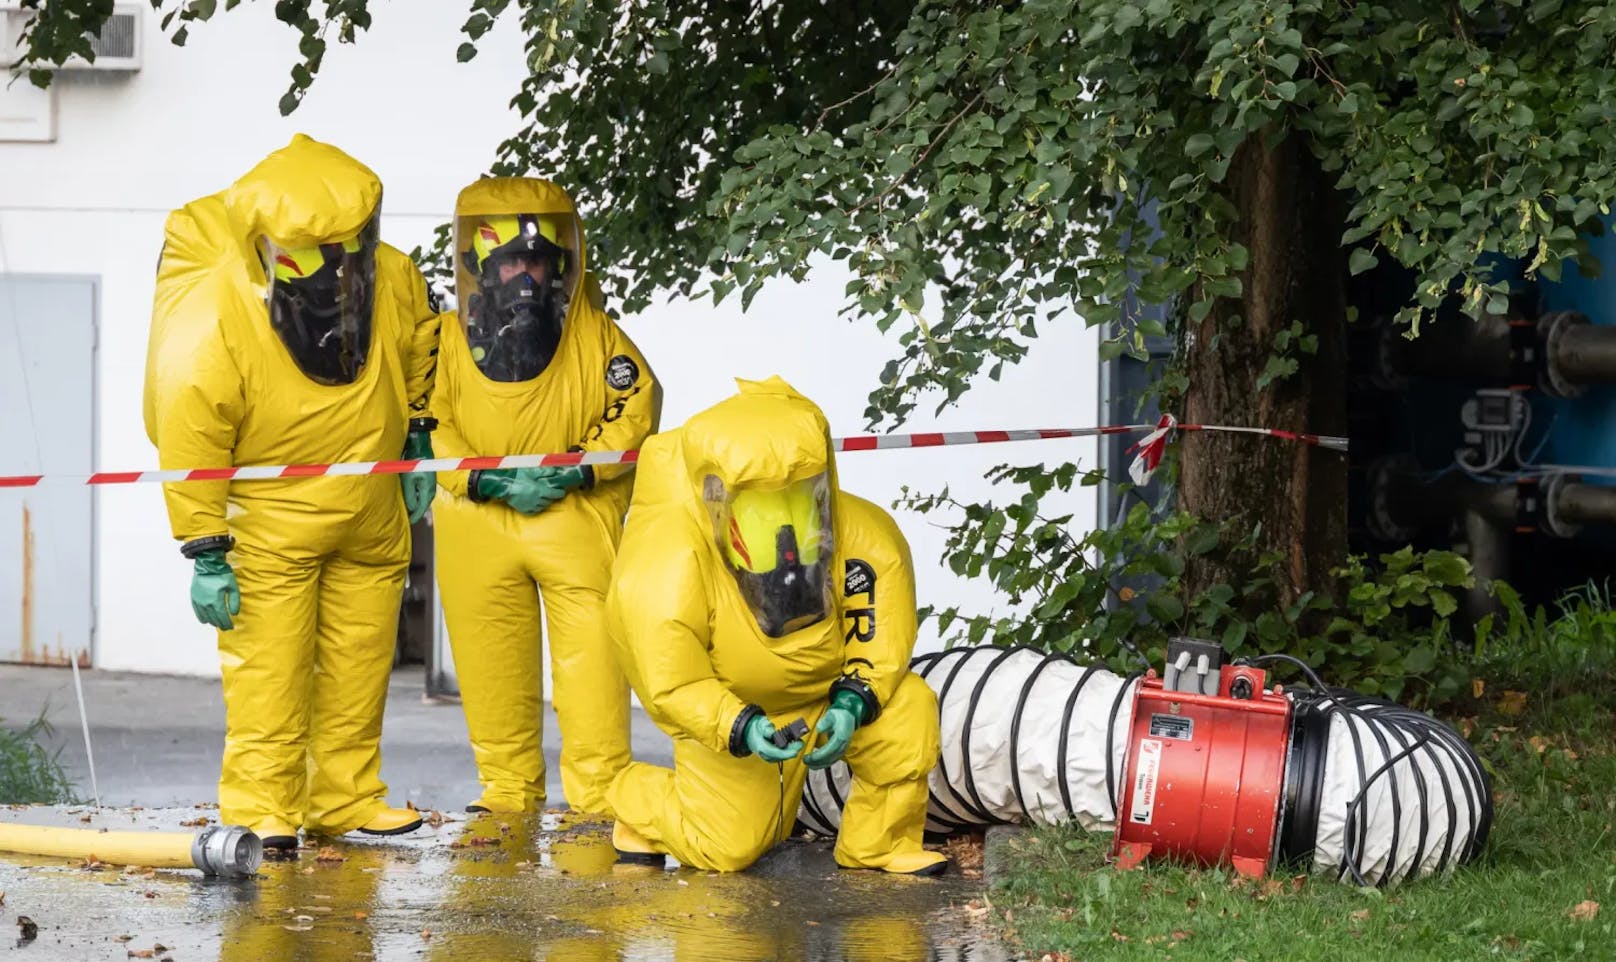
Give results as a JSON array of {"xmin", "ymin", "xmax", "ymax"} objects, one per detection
[
  {"xmin": 431, "ymin": 177, "xmax": 660, "ymax": 814},
  {"xmin": 606, "ymin": 377, "xmax": 946, "ymax": 874},
  {"xmin": 143, "ymin": 134, "xmax": 439, "ymax": 842}
]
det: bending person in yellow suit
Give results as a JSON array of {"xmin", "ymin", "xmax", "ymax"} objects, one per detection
[
  {"xmin": 431, "ymin": 177, "xmax": 660, "ymax": 814},
  {"xmin": 606, "ymin": 377, "xmax": 947, "ymax": 875},
  {"xmin": 143, "ymin": 134, "xmax": 440, "ymax": 850}
]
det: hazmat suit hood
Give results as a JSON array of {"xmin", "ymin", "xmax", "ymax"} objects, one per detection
[
  {"xmin": 452, "ymin": 177, "xmax": 587, "ymax": 382},
  {"xmin": 675, "ymin": 377, "xmax": 839, "ymax": 638},
  {"xmin": 228, "ymin": 134, "xmax": 384, "ymax": 385}
]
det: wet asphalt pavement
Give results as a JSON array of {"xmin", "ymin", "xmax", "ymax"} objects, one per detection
[{"xmin": 0, "ymin": 806, "xmax": 1010, "ymax": 961}]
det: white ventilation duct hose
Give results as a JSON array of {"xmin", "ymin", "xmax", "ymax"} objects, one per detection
[{"xmin": 798, "ymin": 646, "xmax": 1492, "ymax": 887}]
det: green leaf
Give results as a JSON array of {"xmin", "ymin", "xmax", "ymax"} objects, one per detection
[
  {"xmin": 1403, "ymin": 646, "xmax": 1437, "ymax": 674},
  {"xmin": 1349, "ymin": 249, "xmax": 1378, "ymax": 275},
  {"xmin": 457, "ymin": 42, "xmax": 478, "ymax": 62},
  {"xmin": 1185, "ymin": 133, "xmax": 1215, "ymax": 158},
  {"xmin": 1145, "ymin": 593, "xmax": 1186, "ymax": 623},
  {"xmin": 1422, "ymin": 552, "xmax": 1472, "ymax": 587},
  {"xmin": 1186, "ymin": 526, "xmax": 1220, "ymax": 556}
]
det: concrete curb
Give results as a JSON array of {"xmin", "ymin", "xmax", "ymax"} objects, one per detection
[{"xmin": 981, "ymin": 823, "xmax": 1027, "ymax": 889}]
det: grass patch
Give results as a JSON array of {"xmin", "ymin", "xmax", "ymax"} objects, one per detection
[
  {"xmin": 0, "ymin": 712, "xmax": 77, "ymax": 804},
  {"xmin": 991, "ymin": 704, "xmax": 1616, "ymax": 961}
]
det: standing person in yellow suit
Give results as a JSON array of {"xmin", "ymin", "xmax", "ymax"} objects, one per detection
[
  {"xmin": 430, "ymin": 177, "xmax": 660, "ymax": 815},
  {"xmin": 143, "ymin": 134, "xmax": 440, "ymax": 851},
  {"xmin": 606, "ymin": 377, "xmax": 948, "ymax": 875}
]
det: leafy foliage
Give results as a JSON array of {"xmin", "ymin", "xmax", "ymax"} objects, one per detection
[
  {"xmin": 0, "ymin": 712, "xmax": 76, "ymax": 805},
  {"xmin": 904, "ymin": 462, "xmax": 1478, "ymax": 703},
  {"xmin": 1474, "ymin": 580, "xmax": 1616, "ymax": 705},
  {"xmin": 13, "ymin": 1, "xmax": 1616, "ymax": 426}
]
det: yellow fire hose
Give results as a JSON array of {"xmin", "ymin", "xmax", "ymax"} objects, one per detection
[{"xmin": 0, "ymin": 821, "xmax": 261, "ymax": 877}]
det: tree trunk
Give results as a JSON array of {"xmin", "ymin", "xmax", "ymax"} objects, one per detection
[{"xmin": 1179, "ymin": 131, "xmax": 1349, "ymax": 605}]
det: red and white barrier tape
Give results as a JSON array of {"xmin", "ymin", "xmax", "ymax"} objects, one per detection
[{"xmin": 0, "ymin": 416, "xmax": 1347, "ymax": 489}]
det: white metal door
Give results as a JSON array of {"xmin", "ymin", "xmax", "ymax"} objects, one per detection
[{"xmin": 0, "ymin": 275, "xmax": 96, "ymax": 666}]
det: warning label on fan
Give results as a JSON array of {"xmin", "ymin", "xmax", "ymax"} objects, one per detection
[
  {"xmin": 1130, "ymin": 738, "xmax": 1162, "ymax": 825},
  {"xmin": 1149, "ymin": 713, "xmax": 1194, "ymax": 741}
]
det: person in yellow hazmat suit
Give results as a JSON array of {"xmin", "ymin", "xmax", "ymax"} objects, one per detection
[
  {"xmin": 142, "ymin": 134, "xmax": 440, "ymax": 851},
  {"xmin": 605, "ymin": 377, "xmax": 948, "ymax": 876},
  {"xmin": 430, "ymin": 177, "xmax": 660, "ymax": 815}
]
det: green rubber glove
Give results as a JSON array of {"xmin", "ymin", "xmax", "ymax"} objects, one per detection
[
  {"xmin": 190, "ymin": 550, "xmax": 241, "ymax": 631},
  {"xmin": 400, "ymin": 429, "xmax": 436, "ymax": 524},
  {"xmin": 744, "ymin": 715, "xmax": 804, "ymax": 763},
  {"xmin": 804, "ymin": 691, "xmax": 866, "ymax": 770}
]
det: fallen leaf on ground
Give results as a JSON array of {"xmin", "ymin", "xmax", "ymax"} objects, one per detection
[
  {"xmin": 116, "ymin": 935, "xmax": 134, "ymax": 943},
  {"xmin": 315, "ymin": 847, "xmax": 345, "ymax": 863},
  {"xmin": 1289, "ymin": 874, "xmax": 1307, "ymax": 893},
  {"xmin": 1568, "ymin": 901, "xmax": 1600, "ymax": 922},
  {"xmin": 804, "ymin": 921, "xmax": 820, "ymax": 927},
  {"xmin": 79, "ymin": 814, "xmax": 93, "ymax": 823},
  {"xmin": 0, "ymin": 890, "xmax": 4, "ymax": 905},
  {"xmin": 353, "ymin": 911, "xmax": 368, "ymax": 920},
  {"xmin": 1498, "ymin": 691, "xmax": 1528, "ymax": 716},
  {"xmin": 1529, "ymin": 736, "xmax": 1552, "ymax": 754},
  {"xmin": 1351, "ymin": 909, "xmax": 1371, "ymax": 922},
  {"xmin": 1171, "ymin": 930, "xmax": 1192, "ymax": 942},
  {"xmin": 1039, "ymin": 953, "xmax": 1072, "ymax": 962},
  {"xmin": 77, "ymin": 855, "xmax": 106, "ymax": 871},
  {"xmin": 179, "ymin": 817, "xmax": 211, "ymax": 827},
  {"xmin": 1472, "ymin": 678, "xmax": 1485, "ymax": 698},
  {"xmin": 1110, "ymin": 929, "xmax": 1129, "ymax": 942},
  {"xmin": 420, "ymin": 928, "xmax": 433, "ymax": 941},
  {"xmin": 941, "ymin": 834, "xmax": 985, "ymax": 873},
  {"xmin": 17, "ymin": 917, "xmax": 38, "ymax": 943},
  {"xmin": 424, "ymin": 810, "xmax": 448, "ymax": 828},
  {"xmin": 770, "ymin": 900, "xmax": 781, "ymax": 908},
  {"xmin": 127, "ymin": 951, "xmax": 155, "ymax": 959}
]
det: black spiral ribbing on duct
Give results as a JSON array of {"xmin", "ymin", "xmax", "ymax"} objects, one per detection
[
  {"xmin": 798, "ymin": 646, "xmax": 1493, "ymax": 887},
  {"xmin": 799, "ymin": 646, "xmax": 1138, "ymax": 838}
]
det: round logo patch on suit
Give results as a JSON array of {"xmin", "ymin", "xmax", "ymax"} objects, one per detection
[
  {"xmin": 606, "ymin": 355, "xmax": 639, "ymax": 390},
  {"xmin": 844, "ymin": 559, "xmax": 876, "ymax": 599}
]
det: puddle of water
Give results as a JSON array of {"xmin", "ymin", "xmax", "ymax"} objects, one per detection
[{"xmin": 0, "ymin": 806, "xmax": 1010, "ymax": 961}]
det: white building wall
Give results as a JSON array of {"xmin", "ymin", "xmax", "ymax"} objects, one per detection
[{"xmin": 0, "ymin": 2, "xmax": 1097, "ymax": 678}]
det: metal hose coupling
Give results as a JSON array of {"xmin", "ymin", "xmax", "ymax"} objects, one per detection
[{"xmin": 190, "ymin": 824, "xmax": 263, "ymax": 878}]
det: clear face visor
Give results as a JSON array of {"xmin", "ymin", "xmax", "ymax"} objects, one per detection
[
  {"xmin": 259, "ymin": 215, "xmax": 379, "ymax": 386},
  {"xmin": 704, "ymin": 473, "xmax": 835, "ymax": 639},
  {"xmin": 454, "ymin": 211, "xmax": 583, "ymax": 382}
]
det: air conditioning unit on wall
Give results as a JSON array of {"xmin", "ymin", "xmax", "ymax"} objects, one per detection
[{"xmin": 3, "ymin": 2, "xmax": 142, "ymax": 73}]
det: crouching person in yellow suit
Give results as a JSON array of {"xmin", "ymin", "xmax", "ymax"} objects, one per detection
[
  {"xmin": 430, "ymin": 177, "xmax": 660, "ymax": 815},
  {"xmin": 605, "ymin": 376, "xmax": 947, "ymax": 875}
]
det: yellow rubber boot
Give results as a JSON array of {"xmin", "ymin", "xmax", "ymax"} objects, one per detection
[
  {"xmin": 611, "ymin": 820, "xmax": 663, "ymax": 865},
  {"xmin": 355, "ymin": 806, "xmax": 424, "ymax": 836},
  {"xmin": 851, "ymin": 849, "xmax": 949, "ymax": 876}
]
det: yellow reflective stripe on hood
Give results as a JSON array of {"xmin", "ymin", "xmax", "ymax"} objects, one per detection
[{"xmin": 454, "ymin": 177, "xmax": 587, "ymax": 279}]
